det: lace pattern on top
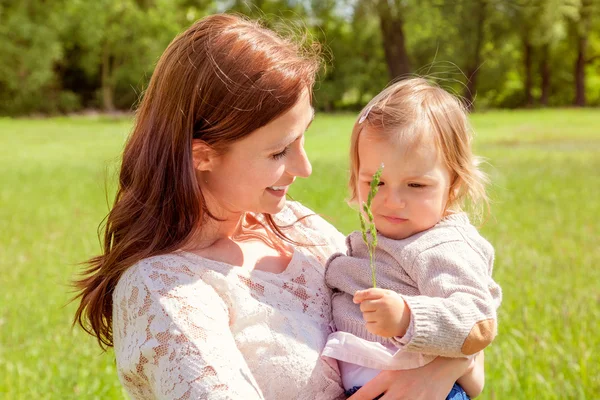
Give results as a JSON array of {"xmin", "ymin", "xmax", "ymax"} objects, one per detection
[{"xmin": 113, "ymin": 202, "xmax": 347, "ymax": 400}]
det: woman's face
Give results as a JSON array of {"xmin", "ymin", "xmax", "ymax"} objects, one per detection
[{"xmin": 200, "ymin": 90, "xmax": 314, "ymax": 219}]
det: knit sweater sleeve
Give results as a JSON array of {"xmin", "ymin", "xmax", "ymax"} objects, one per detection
[
  {"xmin": 113, "ymin": 260, "xmax": 265, "ymax": 400},
  {"xmin": 397, "ymin": 240, "xmax": 502, "ymax": 358}
]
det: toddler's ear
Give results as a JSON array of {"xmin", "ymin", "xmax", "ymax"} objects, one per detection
[
  {"xmin": 453, "ymin": 184, "xmax": 461, "ymax": 198},
  {"xmin": 191, "ymin": 139, "xmax": 218, "ymax": 172},
  {"xmin": 449, "ymin": 176, "xmax": 462, "ymax": 199}
]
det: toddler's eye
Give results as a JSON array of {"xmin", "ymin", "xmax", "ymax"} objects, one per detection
[
  {"xmin": 367, "ymin": 181, "xmax": 385, "ymax": 186},
  {"xmin": 408, "ymin": 183, "xmax": 425, "ymax": 188}
]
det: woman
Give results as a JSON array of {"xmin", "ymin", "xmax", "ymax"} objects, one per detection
[{"xmin": 74, "ymin": 14, "xmax": 478, "ymax": 399}]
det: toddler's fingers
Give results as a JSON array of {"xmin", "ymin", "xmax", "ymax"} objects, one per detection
[
  {"xmin": 353, "ymin": 288, "xmax": 387, "ymax": 303},
  {"xmin": 359, "ymin": 299, "xmax": 379, "ymax": 313}
]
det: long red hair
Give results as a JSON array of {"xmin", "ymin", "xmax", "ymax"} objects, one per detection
[{"xmin": 73, "ymin": 14, "xmax": 320, "ymax": 348}]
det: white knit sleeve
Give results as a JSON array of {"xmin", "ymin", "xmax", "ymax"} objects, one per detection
[
  {"xmin": 113, "ymin": 260, "xmax": 265, "ymax": 400},
  {"xmin": 397, "ymin": 240, "xmax": 502, "ymax": 358}
]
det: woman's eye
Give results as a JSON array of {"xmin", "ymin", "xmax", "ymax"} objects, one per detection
[
  {"xmin": 408, "ymin": 183, "xmax": 425, "ymax": 188},
  {"xmin": 271, "ymin": 147, "xmax": 289, "ymax": 160}
]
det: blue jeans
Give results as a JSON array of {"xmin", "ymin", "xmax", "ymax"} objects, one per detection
[
  {"xmin": 344, "ymin": 382, "xmax": 469, "ymax": 399},
  {"xmin": 447, "ymin": 383, "xmax": 470, "ymax": 399}
]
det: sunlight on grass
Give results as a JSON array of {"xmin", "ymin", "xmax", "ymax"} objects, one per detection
[{"xmin": 1, "ymin": 109, "xmax": 598, "ymax": 399}]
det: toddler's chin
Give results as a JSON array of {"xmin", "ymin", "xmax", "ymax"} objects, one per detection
[
  {"xmin": 378, "ymin": 228, "xmax": 412, "ymax": 240},
  {"xmin": 384, "ymin": 232, "xmax": 412, "ymax": 240}
]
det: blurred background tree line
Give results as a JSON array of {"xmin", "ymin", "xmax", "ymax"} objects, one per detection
[{"xmin": 0, "ymin": 0, "xmax": 598, "ymax": 115}]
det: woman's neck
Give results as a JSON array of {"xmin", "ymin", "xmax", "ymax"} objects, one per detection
[
  {"xmin": 184, "ymin": 211, "xmax": 290, "ymax": 255},
  {"xmin": 181, "ymin": 211, "xmax": 293, "ymax": 270},
  {"xmin": 186, "ymin": 212, "xmax": 247, "ymax": 250}
]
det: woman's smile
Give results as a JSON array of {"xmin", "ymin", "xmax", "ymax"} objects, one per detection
[{"xmin": 266, "ymin": 185, "xmax": 289, "ymax": 197}]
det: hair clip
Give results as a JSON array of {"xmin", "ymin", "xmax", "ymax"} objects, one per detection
[{"xmin": 359, "ymin": 105, "xmax": 373, "ymax": 124}]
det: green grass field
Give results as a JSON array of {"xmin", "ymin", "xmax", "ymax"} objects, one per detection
[{"xmin": 1, "ymin": 109, "xmax": 599, "ymax": 399}]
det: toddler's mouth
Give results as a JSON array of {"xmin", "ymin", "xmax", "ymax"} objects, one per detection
[{"xmin": 383, "ymin": 215, "xmax": 408, "ymax": 224}]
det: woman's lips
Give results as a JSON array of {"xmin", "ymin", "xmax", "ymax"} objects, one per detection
[{"xmin": 266, "ymin": 185, "xmax": 288, "ymax": 197}]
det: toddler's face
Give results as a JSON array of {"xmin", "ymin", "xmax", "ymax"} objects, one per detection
[{"xmin": 356, "ymin": 131, "xmax": 452, "ymax": 240}]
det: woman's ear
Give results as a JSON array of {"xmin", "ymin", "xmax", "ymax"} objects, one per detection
[{"xmin": 191, "ymin": 139, "xmax": 218, "ymax": 172}]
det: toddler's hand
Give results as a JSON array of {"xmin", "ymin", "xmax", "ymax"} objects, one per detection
[{"xmin": 353, "ymin": 288, "xmax": 410, "ymax": 338}]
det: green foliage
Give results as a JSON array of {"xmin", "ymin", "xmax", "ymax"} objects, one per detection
[
  {"xmin": 0, "ymin": 1, "xmax": 65, "ymax": 114},
  {"xmin": 313, "ymin": 6, "xmax": 389, "ymax": 111},
  {"xmin": 0, "ymin": 0, "xmax": 599, "ymax": 115},
  {"xmin": 59, "ymin": 0, "xmax": 192, "ymax": 110},
  {"xmin": 358, "ymin": 164, "xmax": 383, "ymax": 287}
]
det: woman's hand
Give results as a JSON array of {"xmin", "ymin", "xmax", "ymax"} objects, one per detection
[
  {"xmin": 348, "ymin": 356, "xmax": 472, "ymax": 400},
  {"xmin": 457, "ymin": 351, "xmax": 485, "ymax": 398}
]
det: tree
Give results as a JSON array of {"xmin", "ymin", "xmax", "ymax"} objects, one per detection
[
  {"xmin": 568, "ymin": 0, "xmax": 598, "ymax": 106},
  {"xmin": 310, "ymin": 0, "xmax": 389, "ymax": 110},
  {"xmin": 0, "ymin": 0, "xmax": 65, "ymax": 114},
  {"xmin": 537, "ymin": 0, "xmax": 575, "ymax": 105},
  {"xmin": 510, "ymin": 0, "xmax": 574, "ymax": 106},
  {"xmin": 460, "ymin": 0, "xmax": 488, "ymax": 109},
  {"xmin": 375, "ymin": 0, "xmax": 412, "ymax": 80},
  {"xmin": 61, "ymin": 0, "xmax": 189, "ymax": 111}
]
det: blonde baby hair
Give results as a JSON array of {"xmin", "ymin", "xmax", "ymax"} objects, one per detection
[{"xmin": 348, "ymin": 77, "xmax": 489, "ymax": 222}]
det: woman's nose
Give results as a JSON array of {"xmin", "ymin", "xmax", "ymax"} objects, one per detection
[{"xmin": 287, "ymin": 143, "xmax": 312, "ymax": 178}]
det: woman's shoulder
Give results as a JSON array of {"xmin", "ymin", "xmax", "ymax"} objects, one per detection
[
  {"xmin": 121, "ymin": 251, "xmax": 195, "ymax": 278},
  {"xmin": 275, "ymin": 201, "xmax": 339, "ymax": 234},
  {"xmin": 274, "ymin": 200, "xmax": 318, "ymax": 223},
  {"xmin": 253, "ymin": 201, "xmax": 348, "ymax": 267},
  {"xmin": 114, "ymin": 252, "xmax": 228, "ymax": 303},
  {"xmin": 275, "ymin": 201, "xmax": 347, "ymax": 254}
]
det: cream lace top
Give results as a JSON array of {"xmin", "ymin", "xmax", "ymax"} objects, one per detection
[{"xmin": 112, "ymin": 202, "xmax": 347, "ymax": 400}]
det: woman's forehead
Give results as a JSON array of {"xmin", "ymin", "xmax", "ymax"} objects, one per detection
[{"xmin": 236, "ymin": 91, "xmax": 313, "ymax": 149}]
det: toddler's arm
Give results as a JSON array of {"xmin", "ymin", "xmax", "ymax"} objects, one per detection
[{"xmin": 397, "ymin": 240, "xmax": 502, "ymax": 357}]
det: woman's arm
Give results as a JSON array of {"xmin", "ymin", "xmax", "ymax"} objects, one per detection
[
  {"xmin": 113, "ymin": 264, "xmax": 265, "ymax": 399},
  {"xmin": 348, "ymin": 356, "xmax": 472, "ymax": 400},
  {"xmin": 457, "ymin": 351, "xmax": 485, "ymax": 398}
]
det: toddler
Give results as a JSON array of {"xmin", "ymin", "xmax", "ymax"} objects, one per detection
[{"xmin": 323, "ymin": 78, "xmax": 502, "ymax": 399}]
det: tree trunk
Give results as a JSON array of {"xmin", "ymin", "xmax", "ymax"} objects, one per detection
[
  {"xmin": 377, "ymin": 0, "xmax": 411, "ymax": 80},
  {"xmin": 539, "ymin": 44, "xmax": 551, "ymax": 106},
  {"xmin": 101, "ymin": 43, "xmax": 115, "ymax": 112},
  {"xmin": 574, "ymin": 34, "xmax": 587, "ymax": 107},
  {"xmin": 523, "ymin": 39, "xmax": 533, "ymax": 107},
  {"xmin": 463, "ymin": 0, "xmax": 486, "ymax": 110}
]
